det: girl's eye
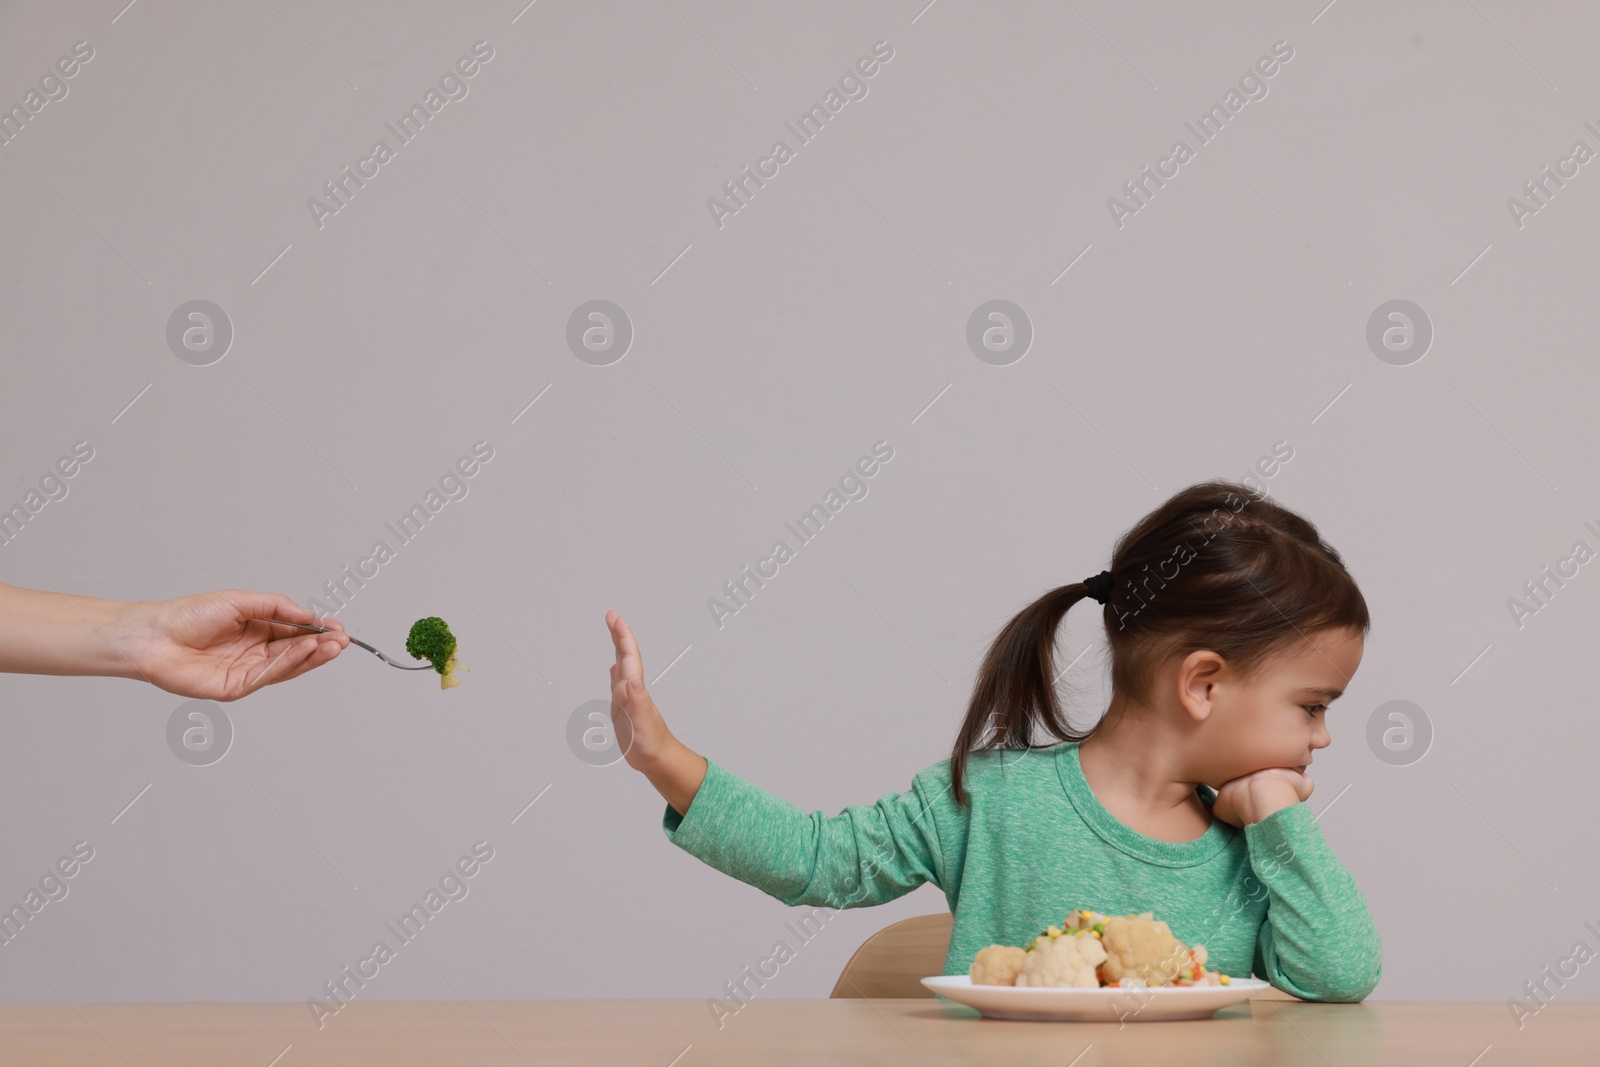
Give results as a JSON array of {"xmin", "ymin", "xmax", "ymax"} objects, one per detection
[{"xmin": 1303, "ymin": 704, "xmax": 1328, "ymax": 716}]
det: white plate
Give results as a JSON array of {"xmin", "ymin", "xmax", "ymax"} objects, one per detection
[{"xmin": 920, "ymin": 975, "xmax": 1271, "ymax": 1022}]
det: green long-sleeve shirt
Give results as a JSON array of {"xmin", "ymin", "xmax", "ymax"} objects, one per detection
[{"xmin": 661, "ymin": 741, "xmax": 1382, "ymax": 1001}]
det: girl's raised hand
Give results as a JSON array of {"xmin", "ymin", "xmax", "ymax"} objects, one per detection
[
  {"xmin": 605, "ymin": 610, "xmax": 708, "ymax": 816},
  {"xmin": 1210, "ymin": 766, "xmax": 1313, "ymax": 827},
  {"xmin": 607, "ymin": 609, "xmax": 661, "ymax": 770}
]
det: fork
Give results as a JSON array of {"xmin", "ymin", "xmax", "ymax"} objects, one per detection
[{"xmin": 247, "ymin": 618, "xmax": 436, "ymax": 670}]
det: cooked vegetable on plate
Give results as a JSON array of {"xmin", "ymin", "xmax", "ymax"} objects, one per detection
[{"xmin": 969, "ymin": 908, "xmax": 1229, "ymax": 989}]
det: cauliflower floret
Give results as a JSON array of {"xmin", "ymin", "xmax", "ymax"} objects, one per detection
[
  {"xmin": 987, "ymin": 908, "xmax": 1226, "ymax": 989},
  {"xmin": 1097, "ymin": 913, "xmax": 1192, "ymax": 988},
  {"xmin": 969, "ymin": 945, "xmax": 1028, "ymax": 986},
  {"xmin": 1016, "ymin": 931, "xmax": 1108, "ymax": 989}
]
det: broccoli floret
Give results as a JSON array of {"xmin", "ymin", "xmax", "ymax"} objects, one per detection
[
  {"xmin": 406, "ymin": 617, "xmax": 465, "ymax": 689},
  {"xmin": 405, "ymin": 617, "xmax": 455, "ymax": 669}
]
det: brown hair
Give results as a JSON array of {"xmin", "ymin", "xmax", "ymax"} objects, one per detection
[{"xmin": 948, "ymin": 479, "xmax": 1370, "ymax": 806}]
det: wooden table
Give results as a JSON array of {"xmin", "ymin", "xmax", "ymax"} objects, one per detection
[{"xmin": 1, "ymin": 997, "xmax": 1592, "ymax": 1066}]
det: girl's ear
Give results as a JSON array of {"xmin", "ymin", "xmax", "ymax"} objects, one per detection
[{"xmin": 1176, "ymin": 649, "xmax": 1225, "ymax": 724}]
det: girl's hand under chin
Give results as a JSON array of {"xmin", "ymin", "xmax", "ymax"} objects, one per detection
[{"xmin": 1209, "ymin": 766, "xmax": 1314, "ymax": 827}]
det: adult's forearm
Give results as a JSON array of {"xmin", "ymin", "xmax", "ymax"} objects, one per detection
[{"xmin": 0, "ymin": 582, "xmax": 141, "ymax": 679}]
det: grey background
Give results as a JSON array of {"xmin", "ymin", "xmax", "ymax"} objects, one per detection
[{"xmin": 1, "ymin": 0, "xmax": 1597, "ymax": 1020}]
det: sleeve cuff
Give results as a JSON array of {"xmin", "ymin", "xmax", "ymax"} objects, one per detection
[
  {"xmin": 1245, "ymin": 799, "xmax": 1315, "ymax": 843},
  {"xmin": 661, "ymin": 756, "xmax": 732, "ymax": 851}
]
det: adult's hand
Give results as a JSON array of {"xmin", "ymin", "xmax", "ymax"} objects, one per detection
[
  {"xmin": 0, "ymin": 583, "xmax": 350, "ymax": 701},
  {"xmin": 119, "ymin": 590, "xmax": 351, "ymax": 701}
]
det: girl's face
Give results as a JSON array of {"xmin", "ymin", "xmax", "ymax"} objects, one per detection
[{"xmin": 1193, "ymin": 627, "xmax": 1364, "ymax": 785}]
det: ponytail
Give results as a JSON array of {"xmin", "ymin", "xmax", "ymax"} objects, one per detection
[{"xmin": 948, "ymin": 580, "xmax": 1099, "ymax": 806}]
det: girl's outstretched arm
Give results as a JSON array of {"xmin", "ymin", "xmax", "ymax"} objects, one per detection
[{"xmin": 607, "ymin": 610, "xmax": 946, "ymax": 909}]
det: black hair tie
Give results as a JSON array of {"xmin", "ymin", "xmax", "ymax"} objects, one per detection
[{"xmin": 1082, "ymin": 570, "xmax": 1113, "ymax": 605}]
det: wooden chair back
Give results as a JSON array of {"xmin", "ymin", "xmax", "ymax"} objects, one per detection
[{"xmin": 830, "ymin": 913, "xmax": 952, "ymax": 998}]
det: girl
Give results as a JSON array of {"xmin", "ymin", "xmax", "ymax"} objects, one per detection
[{"xmin": 606, "ymin": 480, "xmax": 1382, "ymax": 1001}]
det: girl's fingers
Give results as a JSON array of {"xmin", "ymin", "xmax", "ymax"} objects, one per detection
[
  {"xmin": 1265, "ymin": 767, "xmax": 1313, "ymax": 803},
  {"xmin": 606, "ymin": 613, "xmax": 651, "ymax": 701},
  {"xmin": 610, "ymin": 672, "xmax": 648, "ymax": 753},
  {"xmin": 609, "ymin": 611, "xmax": 643, "ymax": 676},
  {"xmin": 616, "ymin": 673, "xmax": 647, "ymax": 710},
  {"xmin": 611, "ymin": 667, "xmax": 637, "ymax": 708},
  {"xmin": 1278, "ymin": 767, "xmax": 1313, "ymax": 799}
]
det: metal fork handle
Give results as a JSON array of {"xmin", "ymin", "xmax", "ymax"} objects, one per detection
[{"xmin": 246, "ymin": 618, "xmax": 436, "ymax": 670}]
